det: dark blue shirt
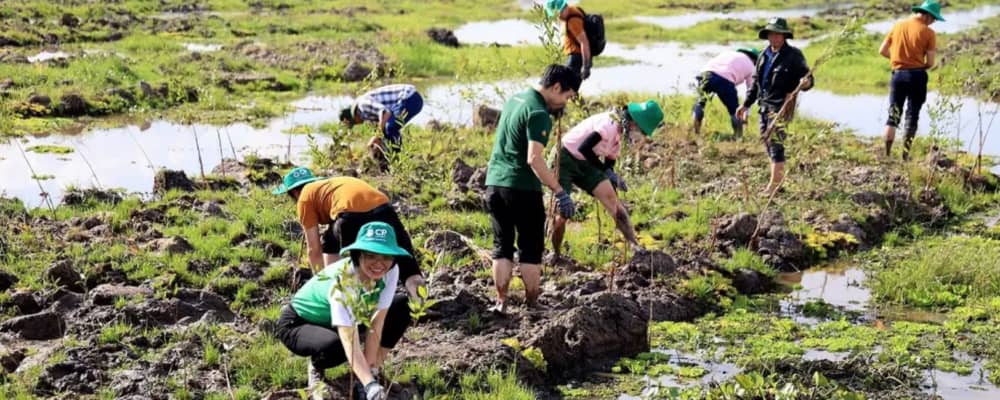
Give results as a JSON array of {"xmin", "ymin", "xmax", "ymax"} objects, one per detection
[{"xmin": 760, "ymin": 46, "xmax": 778, "ymax": 89}]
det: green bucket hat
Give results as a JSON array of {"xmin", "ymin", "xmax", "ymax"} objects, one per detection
[
  {"xmin": 736, "ymin": 47, "xmax": 761, "ymax": 61},
  {"xmin": 912, "ymin": 0, "xmax": 945, "ymax": 22},
  {"xmin": 545, "ymin": 0, "xmax": 568, "ymax": 17},
  {"xmin": 339, "ymin": 221, "xmax": 412, "ymax": 258},
  {"xmin": 758, "ymin": 17, "xmax": 794, "ymax": 40},
  {"xmin": 272, "ymin": 166, "xmax": 322, "ymax": 195},
  {"xmin": 627, "ymin": 100, "xmax": 665, "ymax": 137}
]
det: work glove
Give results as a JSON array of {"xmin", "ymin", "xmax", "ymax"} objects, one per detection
[
  {"xmin": 606, "ymin": 169, "xmax": 628, "ymax": 192},
  {"xmin": 365, "ymin": 381, "xmax": 385, "ymax": 400},
  {"xmin": 555, "ymin": 191, "xmax": 575, "ymax": 219},
  {"xmin": 581, "ymin": 64, "xmax": 592, "ymax": 80}
]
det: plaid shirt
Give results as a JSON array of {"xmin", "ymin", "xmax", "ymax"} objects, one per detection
[{"xmin": 354, "ymin": 84, "xmax": 418, "ymax": 122}]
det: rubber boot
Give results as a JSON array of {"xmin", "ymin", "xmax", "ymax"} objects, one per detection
[{"xmin": 730, "ymin": 115, "xmax": 743, "ymax": 139}]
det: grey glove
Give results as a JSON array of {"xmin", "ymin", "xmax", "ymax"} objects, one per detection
[
  {"xmin": 581, "ymin": 64, "xmax": 592, "ymax": 80},
  {"xmin": 365, "ymin": 381, "xmax": 385, "ymax": 400},
  {"xmin": 606, "ymin": 169, "xmax": 628, "ymax": 192},
  {"xmin": 555, "ymin": 191, "xmax": 575, "ymax": 219}
]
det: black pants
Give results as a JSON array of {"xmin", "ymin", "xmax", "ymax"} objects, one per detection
[
  {"xmin": 886, "ymin": 69, "xmax": 928, "ymax": 131},
  {"xmin": 567, "ymin": 53, "xmax": 583, "ymax": 75},
  {"xmin": 485, "ymin": 186, "xmax": 545, "ymax": 264},
  {"xmin": 275, "ymin": 296, "xmax": 412, "ymax": 370},
  {"xmin": 321, "ymin": 203, "xmax": 420, "ymax": 280}
]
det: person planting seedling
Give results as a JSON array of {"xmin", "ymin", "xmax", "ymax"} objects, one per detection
[
  {"xmin": 274, "ymin": 222, "xmax": 411, "ymax": 400},
  {"xmin": 692, "ymin": 48, "xmax": 759, "ymax": 138},
  {"xmin": 549, "ymin": 99, "xmax": 664, "ymax": 258},
  {"xmin": 485, "ymin": 64, "xmax": 581, "ymax": 313},
  {"xmin": 340, "ymin": 84, "xmax": 424, "ymax": 167}
]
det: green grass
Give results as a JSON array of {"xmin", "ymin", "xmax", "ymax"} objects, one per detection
[
  {"xmin": 26, "ymin": 145, "xmax": 74, "ymax": 154},
  {"xmin": 610, "ymin": 16, "xmax": 837, "ymax": 45},
  {"xmin": 869, "ymin": 236, "xmax": 1000, "ymax": 309}
]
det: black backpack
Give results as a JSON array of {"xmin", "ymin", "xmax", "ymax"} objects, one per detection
[{"xmin": 568, "ymin": 7, "xmax": 606, "ymax": 57}]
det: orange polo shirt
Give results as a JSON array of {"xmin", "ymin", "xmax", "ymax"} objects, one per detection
[
  {"xmin": 561, "ymin": 6, "xmax": 586, "ymax": 55},
  {"xmin": 885, "ymin": 17, "xmax": 936, "ymax": 70},
  {"xmin": 296, "ymin": 177, "xmax": 389, "ymax": 230}
]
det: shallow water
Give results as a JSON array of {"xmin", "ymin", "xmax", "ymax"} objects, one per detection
[
  {"xmin": 453, "ymin": 19, "xmax": 548, "ymax": 46},
  {"xmin": 927, "ymin": 365, "xmax": 1000, "ymax": 400},
  {"xmin": 633, "ymin": 5, "xmax": 852, "ymax": 30},
  {"xmin": 778, "ymin": 264, "xmax": 870, "ymax": 312},
  {"xmin": 864, "ymin": 5, "xmax": 1000, "ymax": 35},
  {"xmin": 182, "ymin": 42, "xmax": 223, "ymax": 52},
  {"xmin": 0, "ymin": 96, "xmax": 349, "ymax": 208},
  {"xmin": 27, "ymin": 51, "xmax": 71, "ymax": 63}
]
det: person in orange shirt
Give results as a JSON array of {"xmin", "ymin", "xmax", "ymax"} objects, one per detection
[
  {"xmin": 878, "ymin": 0, "xmax": 943, "ymax": 160},
  {"xmin": 547, "ymin": 0, "xmax": 592, "ymax": 80},
  {"xmin": 273, "ymin": 167, "xmax": 425, "ymax": 299}
]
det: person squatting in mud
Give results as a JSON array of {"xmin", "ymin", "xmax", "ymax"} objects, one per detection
[
  {"xmin": 879, "ymin": 0, "xmax": 944, "ymax": 160},
  {"xmin": 485, "ymin": 64, "xmax": 582, "ymax": 313},
  {"xmin": 340, "ymin": 84, "xmax": 425, "ymax": 167},
  {"xmin": 275, "ymin": 221, "xmax": 411, "ymax": 400},
  {"xmin": 692, "ymin": 48, "xmax": 759, "ymax": 138},
  {"xmin": 550, "ymin": 99, "xmax": 665, "ymax": 258},
  {"xmin": 736, "ymin": 17, "xmax": 814, "ymax": 197}
]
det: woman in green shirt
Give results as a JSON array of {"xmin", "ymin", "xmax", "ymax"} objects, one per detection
[{"xmin": 275, "ymin": 221, "xmax": 411, "ymax": 400}]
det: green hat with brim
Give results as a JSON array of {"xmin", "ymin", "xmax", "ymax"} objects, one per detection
[
  {"xmin": 545, "ymin": 0, "xmax": 567, "ymax": 18},
  {"xmin": 737, "ymin": 47, "xmax": 761, "ymax": 61},
  {"xmin": 912, "ymin": 0, "xmax": 945, "ymax": 22},
  {"xmin": 339, "ymin": 221, "xmax": 412, "ymax": 258},
  {"xmin": 758, "ymin": 17, "xmax": 794, "ymax": 40},
  {"xmin": 627, "ymin": 100, "xmax": 665, "ymax": 137},
  {"xmin": 272, "ymin": 166, "xmax": 322, "ymax": 195}
]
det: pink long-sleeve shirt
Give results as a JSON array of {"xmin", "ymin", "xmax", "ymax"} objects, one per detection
[
  {"xmin": 562, "ymin": 112, "xmax": 622, "ymax": 161},
  {"xmin": 702, "ymin": 51, "xmax": 755, "ymax": 89}
]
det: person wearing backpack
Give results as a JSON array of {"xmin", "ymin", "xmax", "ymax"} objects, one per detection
[{"xmin": 545, "ymin": 0, "xmax": 605, "ymax": 80}]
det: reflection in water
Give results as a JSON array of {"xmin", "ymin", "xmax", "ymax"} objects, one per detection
[
  {"xmin": 619, "ymin": 348, "xmax": 741, "ymax": 400},
  {"xmin": 28, "ymin": 51, "xmax": 71, "ymax": 63},
  {"xmin": 865, "ymin": 5, "xmax": 1000, "ymax": 35},
  {"xmin": 779, "ymin": 264, "xmax": 870, "ymax": 311},
  {"xmin": 182, "ymin": 43, "xmax": 223, "ymax": 52},
  {"xmin": 926, "ymin": 364, "xmax": 1000, "ymax": 400}
]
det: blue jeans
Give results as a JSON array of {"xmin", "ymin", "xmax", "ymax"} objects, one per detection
[
  {"xmin": 384, "ymin": 92, "xmax": 424, "ymax": 147},
  {"xmin": 886, "ymin": 69, "xmax": 928, "ymax": 132},
  {"xmin": 693, "ymin": 72, "xmax": 741, "ymax": 134}
]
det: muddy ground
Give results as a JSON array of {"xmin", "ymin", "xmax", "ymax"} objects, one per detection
[{"xmin": 2, "ymin": 131, "xmax": 993, "ymax": 399}]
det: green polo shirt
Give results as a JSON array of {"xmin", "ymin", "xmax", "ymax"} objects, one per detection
[
  {"xmin": 290, "ymin": 259, "xmax": 396, "ymax": 327},
  {"xmin": 485, "ymin": 89, "xmax": 553, "ymax": 192}
]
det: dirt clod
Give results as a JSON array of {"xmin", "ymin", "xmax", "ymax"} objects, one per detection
[
  {"xmin": 45, "ymin": 260, "xmax": 85, "ymax": 292},
  {"xmin": 0, "ymin": 311, "xmax": 66, "ymax": 340}
]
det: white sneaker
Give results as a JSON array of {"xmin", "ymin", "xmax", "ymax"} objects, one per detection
[{"xmin": 308, "ymin": 363, "xmax": 325, "ymax": 400}]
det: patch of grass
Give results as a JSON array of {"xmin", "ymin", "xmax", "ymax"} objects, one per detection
[
  {"xmin": 26, "ymin": 145, "xmax": 74, "ymax": 154},
  {"xmin": 721, "ymin": 248, "xmax": 776, "ymax": 277},
  {"xmin": 230, "ymin": 335, "xmax": 306, "ymax": 390},
  {"xmin": 869, "ymin": 236, "xmax": 1000, "ymax": 309},
  {"xmin": 98, "ymin": 322, "xmax": 132, "ymax": 344}
]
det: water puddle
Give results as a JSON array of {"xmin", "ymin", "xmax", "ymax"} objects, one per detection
[
  {"xmin": 0, "ymin": 96, "xmax": 350, "ymax": 208},
  {"xmin": 926, "ymin": 365, "xmax": 1000, "ymax": 400},
  {"xmin": 27, "ymin": 51, "xmax": 71, "ymax": 63},
  {"xmin": 618, "ymin": 349, "xmax": 741, "ymax": 399},
  {"xmin": 453, "ymin": 19, "xmax": 547, "ymax": 46},
  {"xmin": 634, "ymin": 5, "xmax": 851, "ymax": 30},
  {"xmin": 865, "ymin": 4, "xmax": 1000, "ymax": 35},
  {"xmin": 182, "ymin": 43, "xmax": 223, "ymax": 52},
  {"xmin": 779, "ymin": 264, "xmax": 870, "ymax": 312}
]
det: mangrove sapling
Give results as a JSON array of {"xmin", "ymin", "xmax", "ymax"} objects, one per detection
[{"xmin": 73, "ymin": 140, "xmax": 103, "ymax": 190}]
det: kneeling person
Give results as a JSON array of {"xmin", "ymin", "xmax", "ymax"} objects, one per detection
[
  {"xmin": 551, "ymin": 100, "xmax": 664, "ymax": 256},
  {"xmin": 275, "ymin": 222, "xmax": 411, "ymax": 400}
]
